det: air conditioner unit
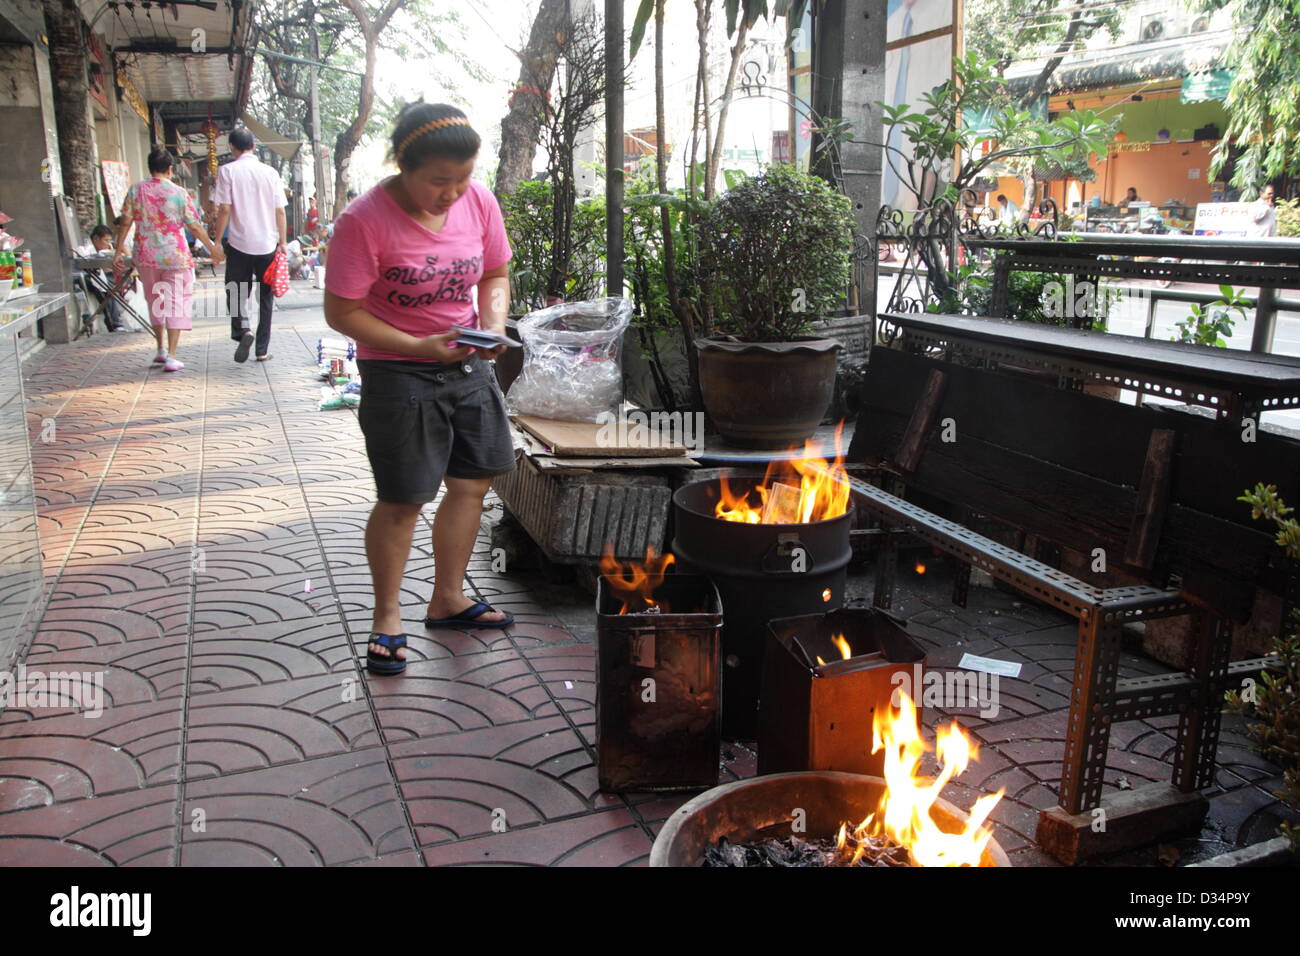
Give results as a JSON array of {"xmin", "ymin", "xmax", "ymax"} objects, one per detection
[{"xmin": 1139, "ymin": 15, "xmax": 1186, "ymax": 42}]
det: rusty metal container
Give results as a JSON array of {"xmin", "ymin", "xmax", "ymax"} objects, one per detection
[
  {"xmin": 596, "ymin": 574, "xmax": 723, "ymax": 792},
  {"xmin": 672, "ymin": 477, "xmax": 854, "ymax": 739},
  {"xmin": 758, "ymin": 606, "xmax": 925, "ymax": 778}
]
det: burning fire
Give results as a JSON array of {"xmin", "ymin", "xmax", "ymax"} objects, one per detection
[
  {"xmin": 816, "ymin": 633, "xmax": 854, "ymax": 667},
  {"xmin": 599, "ymin": 543, "xmax": 675, "ymax": 615},
  {"xmin": 836, "ymin": 692, "xmax": 1004, "ymax": 867},
  {"xmin": 715, "ymin": 424, "xmax": 850, "ymax": 525}
]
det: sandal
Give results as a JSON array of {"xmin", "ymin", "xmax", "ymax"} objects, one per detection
[
  {"xmin": 366, "ymin": 633, "xmax": 409, "ymax": 675},
  {"xmin": 424, "ymin": 601, "xmax": 515, "ymax": 630}
]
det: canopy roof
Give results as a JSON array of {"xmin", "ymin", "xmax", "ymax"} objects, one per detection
[{"xmin": 79, "ymin": 0, "xmax": 256, "ymax": 133}]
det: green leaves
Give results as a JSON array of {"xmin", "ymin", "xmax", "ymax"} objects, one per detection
[
  {"xmin": 630, "ymin": 0, "xmax": 810, "ymax": 60},
  {"xmin": 1196, "ymin": 0, "xmax": 1300, "ymax": 188},
  {"xmin": 697, "ymin": 163, "xmax": 854, "ymax": 341},
  {"xmin": 1173, "ymin": 286, "xmax": 1249, "ymax": 348}
]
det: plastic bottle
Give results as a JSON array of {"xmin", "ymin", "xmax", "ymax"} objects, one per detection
[{"xmin": 20, "ymin": 251, "xmax": 33, "ymax": 287}]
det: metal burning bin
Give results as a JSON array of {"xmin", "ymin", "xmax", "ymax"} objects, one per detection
[
  {"xmin": 758, "ymin": 606, "xmax": 925, "ymax": 778},
  {"xmin": 596, "ymin": 574, "xmax": 723, "ymax": 792}
]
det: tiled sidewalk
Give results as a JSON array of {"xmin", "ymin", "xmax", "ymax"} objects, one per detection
[{"xmin": 0, "ymin": 302, "xmax": 1290, "ymax": 866}]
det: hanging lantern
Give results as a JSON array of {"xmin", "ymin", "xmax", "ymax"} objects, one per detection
[{"xmin": 202, "ymin": 108, "xmax": 220, "ymax": 179}]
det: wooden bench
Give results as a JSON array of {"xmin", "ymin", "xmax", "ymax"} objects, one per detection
[{"xmin": 843, "ymin": 345, "xmax": 1298, "ymax": 863}]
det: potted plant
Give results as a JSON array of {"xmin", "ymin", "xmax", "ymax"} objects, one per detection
[{"xmin": 695, "ymin": 163, "xmax": 855, "ymax": 447}]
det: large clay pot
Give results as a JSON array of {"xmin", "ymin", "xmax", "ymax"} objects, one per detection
[
  {"xmin": 650, "ymin": 771, "xmax": 1011, "ymax": 867},
  {"xmin": 696, "ymin": 337, "xmax": 841, "ymax": 448}
]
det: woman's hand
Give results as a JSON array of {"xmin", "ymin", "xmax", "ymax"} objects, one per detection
[
  {"xmin": 209, "ymin": 244, "xmax": 226, "ymax": 265},
  {"xmin": 412, "ymin": 329, "xmax": 474, "ymax": 363}
]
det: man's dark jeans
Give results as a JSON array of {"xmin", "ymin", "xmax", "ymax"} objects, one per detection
[{"xmin": 224, "ymin": 240, "xmax": 276, "ymax": 356}]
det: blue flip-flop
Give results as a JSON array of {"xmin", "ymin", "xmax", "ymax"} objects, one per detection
[
  {"xmin": 424, "ymin": 601, "xmax": 515, "ymax": 630},
  {"xmin": 366, "ymin": 633, "xmax": 409, "ymax": 675}
]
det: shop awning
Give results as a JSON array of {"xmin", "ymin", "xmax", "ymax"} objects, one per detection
[
  {"xmin": 77, "ymin": 0, "xmax": 256, "ymax": 132},
  {"xmin": 240, "ymin": 115, "xmax": 304, "ymax": 163},
  {"xmin": 1181, "ymin": 69, "xmax": 1235, "ymax": 103}
]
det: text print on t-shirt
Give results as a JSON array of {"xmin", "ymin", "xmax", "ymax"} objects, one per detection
[{"xmin": 383, "ymin": 254, "xmax": 484, "ymax": 308}]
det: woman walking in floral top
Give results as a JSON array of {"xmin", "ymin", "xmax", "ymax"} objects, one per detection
[{"xmin": 114, "ymin": 148, "xmax": 224, "ymax": 372}]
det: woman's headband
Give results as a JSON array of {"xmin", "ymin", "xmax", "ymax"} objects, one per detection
[{"xmin": 396, "ymin": 116, "xmax": 473, "ymax": 164}]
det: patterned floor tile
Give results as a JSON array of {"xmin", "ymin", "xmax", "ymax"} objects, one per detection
[
  {"xmin": 0, "ymin": 783, "xmax": 179, "ymax": 866},
  {"xmin": 0, "ymin": 700, "xmax": 184, "ymax": 801},
  {"xmin": 181, "ymin": 749, "xmax": 412, "ymax": 866},
  {"xmin": 184, "ymin": 674, "xmax": 380, "ymax": 778},
  {"xmin": 188, "ymin": 618, "xmax": 354, "ymax": 694},
  {"xmin": 369, "ymin": 649, "xmax": 555, "ymax": 741},
  {"xmin": 418, "ymin": 808, "xmax": 652, "ymax": 867},
  {"xmin": 389, "ymin": 716, "xmax": 611, "ymax": 845}
]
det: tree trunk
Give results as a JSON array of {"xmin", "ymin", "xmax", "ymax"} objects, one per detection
[
  {"xmin": 1021, "ymin": 174, "xmax": 1038, "ymax": 225},
  {"xmin": 495, "ymin": 0, "xmax": 571, "ymax": 203},
  {"xmin": 43, "ymin": 0, "xmax": 98, "ymax": 231},
  {"xmin": 1018, "ymin": 1, "xmax": 1087, "ymax": 109},
  {"xmin": 707, "ymin": 18, "xmax": 750, "ymax": 200},
  {"xmin": 333, "ymin": 33, "xmax": 378, "ymax": 213},
  {"xmin": 654, "ymin": 0, "xmax": 701, "ymax": 405},
  {"xmin": 334, "ymin": 1, "xmax": 403, "ymax": 213}
]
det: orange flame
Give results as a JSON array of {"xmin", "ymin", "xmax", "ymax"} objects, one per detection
[
  {"xmin": 599, "ymin": 543, "xmax": 675, "ymax": 615},
  {"xmin": 714, "ymin": 423, "xmax": 851, "ymax": 525},
  {"xmin": 836, "ymin": 692, "xmax": 1004, "ymax": 866},
  {"xmin": 830, "ymin": 633, "xmax": 853, "ymax": 660}
]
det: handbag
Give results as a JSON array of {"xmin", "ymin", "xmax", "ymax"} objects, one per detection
[{"xmin": 263, "ymin": 248, "xmax": 290, "ymax": 298}]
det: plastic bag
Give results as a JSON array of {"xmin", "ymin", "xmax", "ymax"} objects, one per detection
[
  {"xmin": 264, "ymin": 249, "xmax": 291, "ymax": 298},
  {"xmin": 505, "ymin": 297, "xmax": 632, "ymax": 423},
  {"xmin": 318, "ymin": 386, "xmax": 359, "ymax": 410}
]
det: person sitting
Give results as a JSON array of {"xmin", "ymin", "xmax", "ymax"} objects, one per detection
[
  {"xmin": 285, "ymin": 237, "xmax": 310, "ymax": 279},
  {"xmin": 1119, "ymin": 186, "xmax": 1142, "ymax": 211},
  {"xmin": 78, "ymin": 224, "xmax": 127, "ymax": 332},
  {"xmin": 996, "ymin": 194, "xmax": 1020, "ymax": 227}
]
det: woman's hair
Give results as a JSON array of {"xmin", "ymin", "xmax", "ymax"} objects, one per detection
[
  {"xmin": 147, "ymin": 147, "xmax": 175, "ymax": 175},
  {"xmin": 390, "ymin": 102, "xmax": 480, "ymax": 171}
]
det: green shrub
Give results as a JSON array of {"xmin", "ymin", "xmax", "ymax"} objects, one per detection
[{"xmin": 698, "ymin": 164, "xmax": 853, "ymax": 342}]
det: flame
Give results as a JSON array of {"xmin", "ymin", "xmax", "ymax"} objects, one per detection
[
  {"xmin": 830, "ymin": 633, "xmax": 853, "ymax": 660},
  {"xmin": 713, "ymin": 423, "xmax": 851, "ymax": 525},
  {"xmin": 599, "ymin": 543, "xmax": 675, "ymax": 615},
  {"xmin": 837, "ymin": 692, "xmax": 1003, "ymax": 867}
]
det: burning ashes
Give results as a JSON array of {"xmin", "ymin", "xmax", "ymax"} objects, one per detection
[{"xmin": 711, "ymin": 693, "xmax": 1006, "ymax": 867}]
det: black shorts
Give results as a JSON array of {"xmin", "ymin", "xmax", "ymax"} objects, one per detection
[{"xmin": 357, "ymin": 356, "xmax": 516, "ymax": 505}]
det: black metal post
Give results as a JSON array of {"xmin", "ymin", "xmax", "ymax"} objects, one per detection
[
  {"xmin": 1251, "ymin": 284, "xmax": 1277, "ymax": 354},
  {"xmin": 604, "ymin": 0, "xmax": 624, "ymax": 298}
]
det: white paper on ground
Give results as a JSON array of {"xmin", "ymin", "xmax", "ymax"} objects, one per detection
[{"xmin": 957, "ymin": 653, "xmax": 1023, "ymax": 678}]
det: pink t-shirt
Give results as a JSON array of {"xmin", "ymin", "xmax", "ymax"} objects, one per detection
[{"xmin": 326, "ymin": 180, "xmax": 513, "ymax": 362}]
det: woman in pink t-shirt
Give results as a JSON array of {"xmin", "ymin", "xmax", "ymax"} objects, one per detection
[{"xmin": 325, "ymin": 103, "xmax": 517, "ymax": 675}]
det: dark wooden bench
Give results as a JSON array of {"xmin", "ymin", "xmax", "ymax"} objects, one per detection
[{"xmin": 843, "ymin": 345, "xmax": 1298, "ymax": 862}]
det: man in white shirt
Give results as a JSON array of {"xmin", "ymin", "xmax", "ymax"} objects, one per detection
[
  {"xmin": 1250, "ymin": 184, "xmax": 1277, "ymax": 238},
  {"xmin": 213, "ymin": 128, "xmax": 287, "ymax": 362},
  {"xmin": 996, "ymin": 194, "xmax": 1020, "ymax": 227}
]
